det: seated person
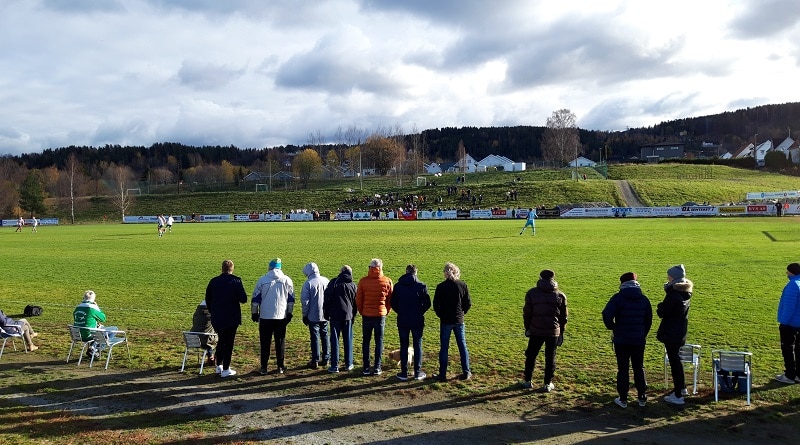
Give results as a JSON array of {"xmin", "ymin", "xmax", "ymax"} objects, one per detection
[
  {"xmin": 73, "ymin": 290, "xmax": 117, "ymax": 356},
  {"xmin": 0, "ymin": 309, "xmax": 39, "ymax": 351},
  {"xmin": 190, "ymin": 299, "xmax": 217, "ymax": 366}
]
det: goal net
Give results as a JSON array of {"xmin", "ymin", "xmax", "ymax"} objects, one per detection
[
  {"xmin": 416, "ymin": 176, "xmax": 427, "ymax": 186},
  {"xmin": 255, "ymin": 183, "xmax": 269, "ymax": 192},
  {"xmin": 126, "ymin": 188, "xmax": 142, "ymax": 196}
]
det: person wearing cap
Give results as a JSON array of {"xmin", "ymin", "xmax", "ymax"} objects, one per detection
[
  {"xmin": 602, "ymin": 272, "xmax": 653, "ymax": 408},
  {"xmin": 776, "ymin": 263, "xmax": 800, "ymax": 384},
  {"xmin": 206, "ymin": 259, "xmax": 248, "ymax": 378},
  {"xmin": 390, "ymin": 264, "xmax": 432, "ymax": 381},
  {"xmin": 300, "ymin": 262, "xmax": 330, "ymax": 369},
  {"xmin": 433, "ymin": 262, "xmax": 473, "ymax": 382},
  {"xmin": 522, "ymin": 269, "xmax": 567, "ymax": 392},
  {"xmin": 356, "ymin": 258, "xmax": 393, "ymax": 376},
  {"xmin": 189, "ymin": 299, "xmax": 217, "ymax": 367},
  {"xmin": 323, "ymin": 265, "xmax": 358, "ymax": 373},
  {"xmin": 251, "ymin": 258, "xmax": 295, "ymax": 375},
  {"xmin": 656, "ymin": 264, "xmax": 693, "ymax": 405}
]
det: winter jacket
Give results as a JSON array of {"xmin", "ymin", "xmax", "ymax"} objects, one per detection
[
  {"xmin": 602, "ymin": 280, "xmax": 652, "ymax": 345},
  {"xmin": 390, "ymin": 272, "xmax": 431, "ymax": 329},
  {"xmin": 778, "ymin": 274, "xmax": 800, "ymax": 328},
  {"xmin": 523, "ymin": 278, "xmax": 567, "ymax": 337},
  {"xmin": 433, "ymin": 278, "xmax": 471, "ymax": 325},
  {"xmin": 356, "ymin": 266, "xmax": 393, "ymax": 317},
  {"xmin": 252, "ymin": 268, "xmax": 295, "ymax": 320},
  {"xmin": 656, "ymin": 278, "xmax": 693, "ymax": 345},
  {"xmin": 190, "ymin": 301, "xmax": 217, "ymax": 348},
  {"xmin": 73, "ymin": 302, "xmax": 107, "ymax": 341},
  {"xmin": 206, "ymin": 272, "xmax": 248, "ymax": 331},
  {"xmin": 301, "ymin": 262, "xmax": 330, "ymax": 323},
  {"xmin": 324, "ymin": 270, "xmax": 358, "ymax": 321},
  {"xmin": 0, "ymin": 310, "xmax": 22, "ymax": 335}
]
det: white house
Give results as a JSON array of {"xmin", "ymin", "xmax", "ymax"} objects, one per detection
[
  {"xmin": 568, "ymin": 157, "xmax": 597, "ymax": 167},
  {"xmin": 477, "ymin": 154, "xmax": 527, "ymax": 172},
  {"xmin": 449, "ymin": 154, "xmax": 478, "ymax": 173}
]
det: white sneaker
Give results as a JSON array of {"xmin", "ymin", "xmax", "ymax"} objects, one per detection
[
  {"xmin": 680, "ymin": 388, "xmax": 688, "ymax": 397},
  {"xmin": 775, "ymin": 374, "xmax": 796, "ymax": 384},
  {"xmin": 544, "ymin": 383, "xmax": 555, "ymax": 392},
  {"xmin": 614, "ymin": 397, "xmax": 627, "ymax": 409},
  {"xmin": 663, "ymin": 393, "xmax": 685, "ymax": 405},
  {"xmin": 220, "ymin": 368, "xmax": 237, "ymax": 378},
  {"xmin": 215, "ymin": 365, "xmax": 223, "ymax": 374}
]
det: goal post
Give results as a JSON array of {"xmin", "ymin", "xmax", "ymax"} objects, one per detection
[
  {"xmin": 416, "ymin": 176, "xmax": 427, "ymax": 186},
  {"xmin": 255, "ymin": 183, "xmax": 269, "ymax": 192},
  {"xmin": 126, "ymin": 188, "xmax": 142, "ymax": 196}
]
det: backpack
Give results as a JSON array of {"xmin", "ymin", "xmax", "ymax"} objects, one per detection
[{"xmin": 24, "ymin": 305, "xmax": 43, "ymax": 317}]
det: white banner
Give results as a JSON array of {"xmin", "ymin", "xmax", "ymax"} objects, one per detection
[
  {"xmin": 470, "ymin": 209, "xmax": 493, "ymax": 219},
  {"xmin": 199, "ymin": 214, "xmax": 231, "ymax": 222},
  {"xmin": 123, "ymin": 216, "xmax": 160, "ymax": 224},
  {"xmin": 288, "ymin": 213, "xmax": 313, "ymax": 221},
  {"xmin": 680, "ymin": 206, "xmax": 719, "ymax": 216},
  {"xmin": 746, "ymin": 191, "xmax": 800, "ymax": 200},
  {"xmin": 352, "ymin": 212, "xmax": 371, "ymax": 220}
]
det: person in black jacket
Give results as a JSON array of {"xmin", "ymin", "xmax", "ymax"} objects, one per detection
[
  {"xmin": 603, "ymin": 272, "xmax": 653, "ymax": 408},
  {"xmin": 522, "ymin": 269, "xmax": 568, "ymax": 392},
  {"xmin": 433, "ymin": 262, "xmax": 472, "ymax": 382},
  {"xmin": 390, "ymin": 264, "xmax": 432, "ymax": 381},
  {"xmin": 206, "ymin": 259, "xmax": 248, "ymax": 378},
  {"xmin": 323, "ymin": 265, "xmax": 358, "ymax": 373},
  {"xmin": 657, "ymin": 264, "xmax": 693, "ymax": 406}
]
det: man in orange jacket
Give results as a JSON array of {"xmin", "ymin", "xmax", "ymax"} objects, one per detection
[{"xmin": 356, "ymin": 258, "xmax": 393, "ymax": 375}]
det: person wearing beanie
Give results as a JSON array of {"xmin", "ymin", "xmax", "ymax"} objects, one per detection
[
  {"xmin": 189, "ymin": 299, "xmax": 217, "ymax": 368},
  {"xmin": 356, "ymin": 258, "xmax": 393, "ymax": 376},
  {"xmin": 251, "ymin": 257, "xmax": 295, "ymax": 375},
  {"xmin": 73, "ymin": 290, "xmax": 108, "ymax": 342},
  {"xmin": 522, "ymin": 269, "xmax": 568, "ymax": 392},
  {"xmin": 206, "ymin": 260, "xmax": 248, "ymax": 378},
  {"xmin": 776, "ymin": 263, "xmax": 800, "ymax": 384},
  {"xmin": 602, "ymin": 272, "xmax": 652, "ymax": 408},
  {"xmin": 300, "ymin": 262, "xmax": 330, "ymax": 369},
  {"xmin": 656, "ymin": 264, "xmax": 693, "ymax": 405}
]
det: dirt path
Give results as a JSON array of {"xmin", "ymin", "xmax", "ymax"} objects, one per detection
[{"xmin": 615, "ymin": 180, "xmax": 645, "ymax": 207}]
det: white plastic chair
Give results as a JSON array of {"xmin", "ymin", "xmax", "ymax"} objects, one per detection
[
  {"xmin": 67, "ymin": 325, "xmax": 94, "ymax": 365},
  {"xmin": 1, "ymin": 325, "xmax": 27, "ymax": 359},
  {"xmin": 181, "ymin": 331, "xmax": 217, "ymax": 374},
  {"xmin": 88, "ymin": 328, "xmax": 130, "ymax": 369},
  {"xmin": 712, "ymin": 350, "xmax": 752, "ymax": 406},
  {"xmin": 664, "ymin": 343, "xmax": 701, "ymax": 395}
]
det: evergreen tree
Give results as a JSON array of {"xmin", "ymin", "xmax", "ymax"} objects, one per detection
[{"xmin": 19, "ymin": 170, "xmax": 47, "ymax": 217}]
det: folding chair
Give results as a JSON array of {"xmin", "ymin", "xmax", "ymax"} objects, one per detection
[
  {"xmin": 712, "ymin": 350, "xmax": 752, "ymax": 406},
  {"xmin": 1, "ymin": 326, "xmax": 28, "ymax": 359},
  {"xmin": 181, "ymin": 331, "xmax": 217, "ymax": 374},
  {"xmin": 664, "ymin": 343, "xmax": 701, "ymax": 395},
  {"xmin": 88, "ymin": 328, "xmax": 130, "ymax": 369},
  {"xmin": 67, "ymin": 325, "xmax": 94, "ymax": 365}
]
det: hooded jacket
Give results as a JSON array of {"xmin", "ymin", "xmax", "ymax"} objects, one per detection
[
  {"xmin": 433, "ymin": 278, "xmax": 471, "ymax": 325},
  {"xmin": 602, "ymin": 280, "xmax": 653, "ymax": 345},
  {"xmin": 356, "ymin": 266, "xmax": 393, "ymax": 317},
  {"xmin": 523, "ymin": 278, "xmax": 568, "ymax": 337},
  {"xmin": 390, "ymin": 272, "xmax": 431, "ymax": 329},
  {"xmin": 778, "ymin": 273, "xmax": 800, "ymax": 328},
  {"xmin": 252, "ymin": 268, "xmax": 295, "ymax": 320},
  {"xmin": 324, "ymin": 269, "xmax": 357, "ymax": 321},
  {"xmin": 656, "ymin": 278, "xmax": 693, "ymax": 344},
  {"xmin": 301, "ymin": 262, "xmax": 330, "ymax": 323}
]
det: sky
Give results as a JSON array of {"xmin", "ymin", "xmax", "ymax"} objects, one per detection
[{"xmin": 1, "ymin": 0, "xmax": 799, "ymax": 156}]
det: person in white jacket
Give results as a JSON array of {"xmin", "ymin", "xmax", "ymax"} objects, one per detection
[
  {"xmin": 301, "ymin": 262, "xmax": 330, "ymax": 369},
  {"xmin": 251, "ymin": 258, "xmax": 294, "ymax": 375}
]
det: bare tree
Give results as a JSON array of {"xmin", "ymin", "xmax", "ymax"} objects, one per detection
[
  {"xmin": 541, "ymin": 109, "xmax": 580, "ymax": 165},
  {"xmin": 105, "ymin": 164, "xmax": 137, "ymax": 221},
  {"xmin": 457, "ymin": 140, "xmax": 467, "ymax": 173},
  {"xmin": 65, "ymin": 154, "xmax": 84, "ymax": 224}
]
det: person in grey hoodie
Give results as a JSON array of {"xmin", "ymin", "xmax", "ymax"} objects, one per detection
[
  {"xmin": 301, "ymin": 262, "xmax": 330, "ymax": 369},
  {"xmin": 603, "ymin": 272, "xmax": 653, "ymax": 408},
  {"xmin": 251, "ymin": 258, "xmax": 295, "ymax": 375},
  {"xmin": 657, "ymin": 264, "xmax": 693, "ymax": 406}
]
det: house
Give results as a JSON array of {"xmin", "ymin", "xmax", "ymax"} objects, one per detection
[
  {"xmin": 450, "ymin": 154, "xmax": 478, "ymax": 173},
  {"xmin": 242, "ymin": 172, "xmax": 271, "ymax": 182},
  {"xmin": 639, "ymin": 142, "xmax": 685, "ymax": 162},
  {"xmin": 568, "ymin": 156, "xmax": 597, "ymax": 167},
  {"xmin": 477, "ymin": 154, "xmax": 527, "ymax": 172}
]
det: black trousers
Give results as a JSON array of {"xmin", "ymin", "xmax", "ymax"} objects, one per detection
[
  {"xmin": 614, "ymin": 343, "xmax": 647, "ymax": 401},
  {"xmin": 259, "ymin": 318, "xmax": 287, "ymax": 369},
  {"xmin": 215, "ymin": 327, "xmax": 237, "ymax": 370}
]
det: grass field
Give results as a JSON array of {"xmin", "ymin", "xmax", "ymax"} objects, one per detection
[{"xmin": 3, "ymin": 216, "xmax": 800, "ymax": 405}]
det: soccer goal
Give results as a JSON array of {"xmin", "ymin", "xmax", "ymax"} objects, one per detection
[
  {"xmin": 126, "ymin": 188, "xmax": 142, "ymax": 196},
  {"xmin": 416, "ymin": 176, "xmax": 427, "ymax": 186},
  {"xmin": 255, "ymin": 183, "xmax": 269, "ymax": 192}
]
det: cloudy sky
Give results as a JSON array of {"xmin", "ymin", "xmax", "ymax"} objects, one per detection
[{"xmin": 1, "ymin": 0, "xmax": 799, "ymax": 156}]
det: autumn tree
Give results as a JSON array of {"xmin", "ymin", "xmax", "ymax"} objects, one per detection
[
  {"xmin": 345, "ymin": 146, "xmax": 361, "ymax": 177},
  {"xmin": 325, "ymin": 149, "xmax": 340, "ymax": 177},
  {"xmin": 541, "ymin": 108, "xmax": 580, "ymax": 165},
  {"xmin": 362, "ymin": 135, "xmax": 404, "ymax": 176},
  {"xmin": 19, "ymin": 170, "xmax": 47, "ymax": 217},
  {"xmin": 105, "ymin": 164, "xmax": 137, "ymax": 221},
  {"xmin": 293, "ymin": 148, "xmax": 322, "ymax": 188}
]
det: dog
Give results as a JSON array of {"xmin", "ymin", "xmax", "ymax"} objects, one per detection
[{"xmin": 388, "ymin": 347, "xmax": 414, "ymax": 369}]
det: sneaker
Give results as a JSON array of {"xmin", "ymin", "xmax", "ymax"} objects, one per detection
[
  {"xmin": 776, "ymin": 374, "xmax": 796, "ymax": 384},
  {"xmin": 346, "ymin": 365, "xmax": 355, "ymax": 371},
  {"xmin": 521, "ymin": 381, "xmax": 533, "ymax": 389},
  {"xmin": 459, "ymin": 372, "xmax": 472, "ymax": 381},
  {"xmin": 278, "ymin": 367, "xmax": 286, "ymax": 374},
  {"xmin": 638, "ymin": 396, "xmax": 647, "ymax": 407},
  {"xmin": 215, "ymin": 365, "xmax": 223, "ymax": 374},
  {"xmin": 258, "ymin": 368, "xmax": 269, "ymax": 375},
  {"xmin": 307, "ymin": 360, "xmax": 318, "ymax": 370},
  {"xmin": 663, "ymin": 393, "xmax": 685, "ymax": 405},
  {"xmin": 327, "ymin": 366, "xmax": 339, "ymax": 373},
  {"xmin": 372, "ymin": 367, "xmax": 383, "ymax": 376},
  {"xmin": 544, "ymin": 383, "xmax": 555, "ymax": 392},
  {"xmin": 220, "ymin": 368, "xmax": 237, "ymax": 378},
  {"xmin": 362, "ymin": 367, "xmax": 372, "ymax": 375},
  {"xmin": 614, "ymin": 397, "xmax": 628, "ymax": 409},
  {"xmin": 432, "ymin": 373, "xmax": 447, "ymax": 382},
  {"xmin": 396, "ymin": 372, "xmax": 408, "ymax": 381},
  {"xmin": 414, "ymin": 371, "xmax": 427, "ymax": 381},
  {"xmin": 680, "ymin": 388, "xmax": 688, "ymax": 396},
  {"xmin": 318, "ymin": 360, "xmax": 328, "ymax": 368}
]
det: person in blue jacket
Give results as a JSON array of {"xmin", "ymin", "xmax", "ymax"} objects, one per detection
[{"xmin": 776, "ymin": 263, "xmax": 800, "ymax": 384}]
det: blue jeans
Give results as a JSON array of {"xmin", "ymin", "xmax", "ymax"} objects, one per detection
[
  {"xmin": 362, "ymin": 316, "xmax": 385, "ymax": 369},
  {"xmin": 439, "ymin": 323, "xmax": 470, "ymax": 375},
  {"xmin": 398, "ymin": 326, "xmax": 424, "ymax": 376},
  {"xmin": 308, "ymin": 321, "xmax": 329, "ymax": 363},
  {"xmin": 329, "ymin": 319, "xmax": 353, "ymax": 369}
]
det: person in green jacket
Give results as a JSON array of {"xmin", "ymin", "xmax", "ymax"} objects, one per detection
[{"xmin": 73, "ymin": 290, "xmax": 118, "ymax": 357}]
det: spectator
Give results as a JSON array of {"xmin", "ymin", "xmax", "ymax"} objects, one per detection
[
  {"xmin": 190, "ymin": 299, "xmax": 217, "ymax": 367},
  {"xmin": 433, "ymin": 262, "xmax": 472, "ymax": 382},
  {"xmin": 0, "ymin": 309, "xmax": 39, "ymax": 351},
  {"xmin": 206, "ymin": 259, "xmax": 248, "ymax": 378},
  {"xmin": 301, "ymin": 262, "xmax": 330, "ymax": 369},
  {"xmin": 776, "ymin": 263, "xmax": 800, "ymax": 384},
  {"xmin": 73, "ymin": 290, "xmax": 119, "ymax": 357},
  {"xmin": 522, "ymin": 269, "xmax": 567, "ymax": 392},
  {"xmin": 324, "ymin": 265, "xmax": 358, "ymax": 373},
  {"xmin": 602, "ymin": 272, "xmax": 653, "ymax": 408},
  {"xmin": 356, "ymin": 258, "xmax": 393, "ymax": 376},
  {"xmin": 657, "ymin": 264, "xmax": 693, "ymax": 405},
  {"xmin": 390, "ymin": 264, "xmax": 431, "ymax": 381},
  {"xmin": 252, "ymin": 258, "xmax": 295, "ymax": 375}
]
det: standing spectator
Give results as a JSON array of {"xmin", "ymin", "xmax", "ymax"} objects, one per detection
[
  {"xmin": 390, "ymin": 264, "xmax": 432, "ymax": 381},
  {"xmin": 433, "ymin": 262, "xmax": 472, "ymax": 382},
  {"xmin": 252, "ymin": 258, "xmax": 295, "ymax": 375},
  {"xmin": 602, "ymin": 272, "xmax": 653, "ymax": 408},
  {"xmin": 301, "ymin": 262, "xmax": 330, "ymax": 369},
  {"xmin": 522, "ymin": 269, "xmax": 567, "ymax": 392},
  {"xmin": 190, "ymin": 299, "xmax": 217, "ymax": 367},
  {"xmin": 356, "ymin": 258, "xmax": 393, "ymax": 375},
  {"xmin": 206, "ymin": 259, "xmax": 248, "ymax": 378},
  {"xmin": 167, "ymin": 215, "xmax": 175, "ymax": 232},
  {"xmin": 15, "ymin": 216, "xmax": 24, "ymax": 232},
  {"xmin": 324, "ymin": 265, "xmax": 358, "ymax": 373},
  {"xmin": 657, "ymin": 264, "xmax": 693, "ymax": 405},
  {"xmin": 0, "ymin": 309, "xmax": 39, "ymax": 351},
  {"xmin": 776, "ymin": 263, "xmax": 800, "ymax": 384}
]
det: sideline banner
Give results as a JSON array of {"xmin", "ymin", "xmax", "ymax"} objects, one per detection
[
  {"xmin": 397, "ymin": 210, "xmax": 417, "ymax": 220},
  {"xmin": 746, "ymin": 191, "xmax": 800, "ymax": 200},
  {"xmin": 288, "ymin": 213, "xmax": 314, "ymax": 221},
  {"xmin": 233, "ymin": 213, "xmax": 262, "ymax": 222},
  {"xmin": 745, "ymin": 205, "xmax": 770, "ymax": 216},
  {"xmin": 123, "ymin": 216, "xmax": 160, "ymax": 224},
  {"xmin": 199, "ymin": 214, "xmax": 231, "ymax": 222},
  {"xmin": 2, "ymin": 218, "xmax": 59, "ymax": 226},
  {"xmin": 470, "ymin": 209, "xmax": 493, "ymax": 219},
  {"xmin": 352, "ymin": 211, "xmax": 372, "ymax": 221}
]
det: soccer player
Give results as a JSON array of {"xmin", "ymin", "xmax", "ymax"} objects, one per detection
[
  {"xmin": 157, "ymin": 214, "xmax": 166, "ymax": 237},
  {"xmin": 519, "ymin": 208, "xmax": 537, "ymax": 235}
]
